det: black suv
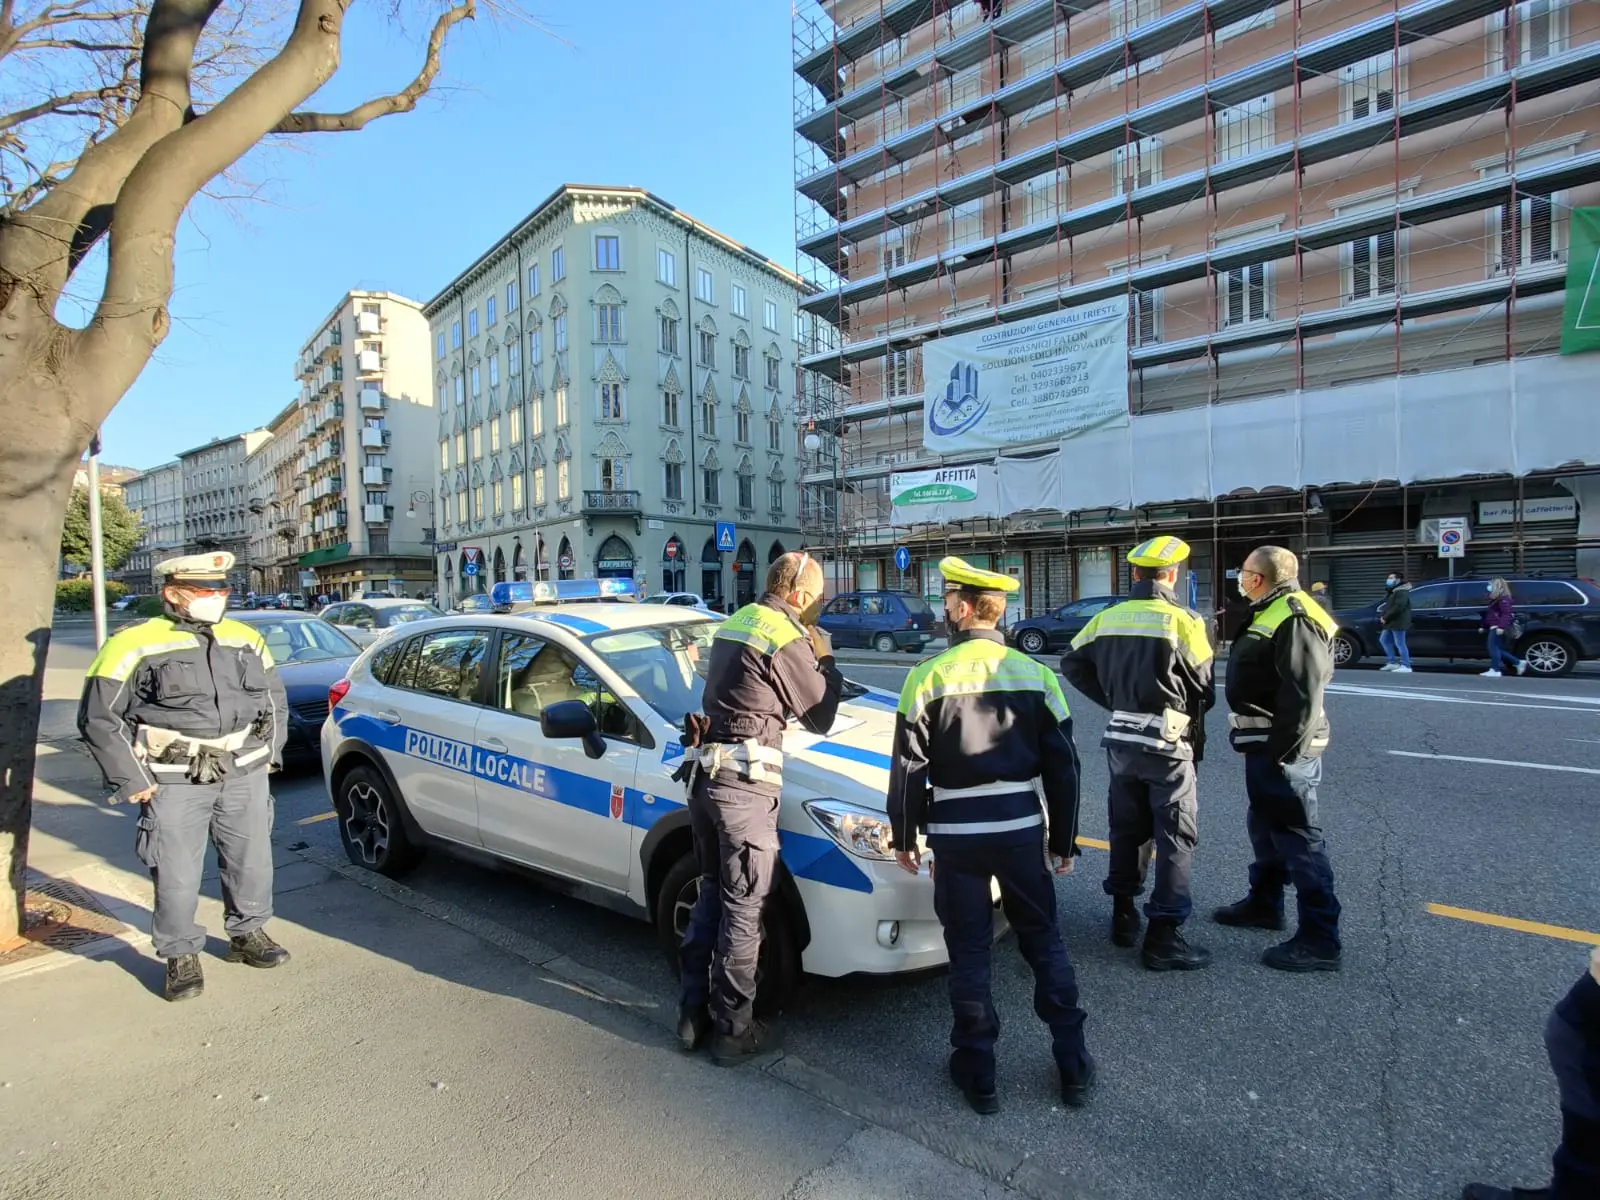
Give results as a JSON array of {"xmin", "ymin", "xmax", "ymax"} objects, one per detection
[
  {"xmin": 1007, "ymin": 596, "xmax": 1121, "ymax": 654},
  {"xmin": 1330, "ymin": 576, "xmax": 1600, "ymax": 677}
]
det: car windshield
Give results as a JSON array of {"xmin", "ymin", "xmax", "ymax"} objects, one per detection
[
  {"xmin": 249, "ymin": 617, "xmax": 360, "ymax": 663},
  {"xmin": 586, "ymin": 620, "xmax": 720, "ymax": 725},
  {"xmin": 378, "ymin": 603, "xmax": 442, "ymax": 626}
]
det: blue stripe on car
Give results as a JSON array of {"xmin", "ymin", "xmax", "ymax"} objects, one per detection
[
  {"xmin": 806, "ymin": 742, "xmax": 894, "ymax": 771},
  {"xmin": 534, "ymin": 613, "xmax": 607, "ymax": 635}
]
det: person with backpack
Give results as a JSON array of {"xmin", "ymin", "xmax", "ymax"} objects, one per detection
[
  {"xmin": 1378, "ymin": 573, "xmax": 1413, "ymax": 673},
  {"xmin": 1481, "ymin": 578, "xmax": 1527, "ymax": 678}
]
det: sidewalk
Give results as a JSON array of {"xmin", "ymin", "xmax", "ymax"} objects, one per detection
[{"xmin": 0, "ymin": 740, "xmax": 1033, "ymax": 1200}]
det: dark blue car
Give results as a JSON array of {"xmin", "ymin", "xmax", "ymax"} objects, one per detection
[
  {"xmin": 228, "ymin": 611, "xmax": 362, "ymax": 765},
  {"xmin": 818, "ymin": 590, "xmax": 936, "ymax": 653}
]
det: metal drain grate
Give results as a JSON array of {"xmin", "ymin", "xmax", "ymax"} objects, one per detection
[{"xmin": 0, "ymin": 873, "xmax": 133, "ymax": 969}]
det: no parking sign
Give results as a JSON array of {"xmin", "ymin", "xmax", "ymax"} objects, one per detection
[{"xmin": 1437, "ymin": 517, "xmax": 1467, "ymax": 559}]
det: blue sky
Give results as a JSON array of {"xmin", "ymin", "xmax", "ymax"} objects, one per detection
[{"xmin": 100, "ymin": 1, "xmax": 800, "ymax": 469}]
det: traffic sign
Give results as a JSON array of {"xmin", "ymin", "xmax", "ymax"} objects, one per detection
[
  {"xmin": 894, "ymin": 546, "xmax": 911, "ymax": 572},
  {"xmin": 664, "ymin": 542, "xmax": 679, "ymax": 560},
  {"xmin": 559, "ymin": 551, "xmax": 574, "ymax": 570},
  {"xmin": 463, "ymin": 561, "xmax": 480, "ymax": 577},
  {"xmin": 715, "ymin": 522, "xmax": 736, "ymax": 553},
  {"xmin": 1437, "ymin": 517, "xmax": 1468, "ymax": 559}
]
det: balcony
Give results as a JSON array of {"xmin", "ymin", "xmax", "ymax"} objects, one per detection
[
  {"xmin": 358, "ymin": 388, "xmax": 384, "ymax": 411},
  {"xmin": 362, "ymin": 466, "xmax": 392, "ymax": 486},
  {"xmin": 356, "ymin": 310, "xmax": 382, "ymax": 336},
  {"xmin": 356, "ymin": 350, "xmax": 382, "ymax": 375},
  {"xmin": 363, "ymin": 503, "xmax": 393, "ymax": 525},
  {"xmin": 582, "ymin": 489, "xmax": 641, "ymax": 514},
  {"xmin": 359, "ymin": 426, "xmax": 390, "ymax": 449},
  {"xmin": 318, "ymin": 400, "xmax": 344, "ymax": 428}
]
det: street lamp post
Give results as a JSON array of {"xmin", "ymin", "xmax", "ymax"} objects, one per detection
[{"xmin": 405, "ymin": 489, "xmax": 436, "ymax": 600}]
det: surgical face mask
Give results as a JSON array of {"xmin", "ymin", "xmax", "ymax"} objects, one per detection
[
  {"xmin": 184, "ymin": 593, "xmax": 228, "ymax": 624},
  {"xmin": 1385, "ymin": 577, "xmax": 1398, "ymax": 589},
  {"xmin": 1235, "ymin": 576, "xmax": 1253, "ymax": 599},
  {"xmin": 796, "ymin": 595, "xmax": 823, "ymax": 626}
]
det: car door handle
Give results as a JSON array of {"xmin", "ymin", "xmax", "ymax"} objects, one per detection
[
  {"xmin": 375, "ymin": 709, "xmax": 402, "ymax": 725},
  {"xmin": 479, "ymin": 736, "xmax": 508, "ymax": 752}
]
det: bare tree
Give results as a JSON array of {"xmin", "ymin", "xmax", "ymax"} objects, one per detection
[{"xmin": 0, "ymin": 0, "xmax": 490, "ymax": 938}]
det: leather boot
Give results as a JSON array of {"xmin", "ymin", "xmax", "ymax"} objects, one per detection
[
  {"xmin": 1212, "ymin": 894, "xmax": 1285, "ymax": 931},
  {"xmin": 1262, "ymin": 936, "xmax": 1341, "ymax": 973},
  {"xmin": 710, "ymin": 1020, "xmax": 783, "ymax": 1067},
  {"xmin": 227, "ymin": 929, "xmax": 291, "ymax": 968},
  {"xmin": 677, "ymin": 1003, "xmax": 712, "ymax": 1052},
  {"xmin": 165, "ymin": 954, "xmax": 204, "ymax": 1002},
  {"xmin": 1111, "ymin": 897, "xmax": 1142, "ymax": 948},
  {"xmin": 1141, "ymin": 920, "xmax": 1212, "ymax": 971},
  {"xmin": 948, "ymin": 1053, "xmax": 999, "ymax": 1115}
]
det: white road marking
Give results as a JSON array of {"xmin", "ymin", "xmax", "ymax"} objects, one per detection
[
  {"xmin": 1327, "ymin": 683, "xmax": 1599, "ymax": 715},
  {"xmin": 1387, "ymin": 750, "xmax": 1600, "ymax": 776}
]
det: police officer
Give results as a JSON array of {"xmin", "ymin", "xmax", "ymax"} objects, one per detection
[
  {"xmin": 888, "ymin": 557, "xmax": 1093, "ymax": 1115},
  {"xmin": 1060, "ymin": 536, "xmax": 1214, "ymax": 970},
  {"xmin": 1214, "ymin": 545, "xmax": 1343, "ymax": 972},
  {"xmin": 677, "ymin": 552, "xmax": 844, "ymax": 1064},
  {"xmin": 78, "ymin": 552, "xmax": 290, "ymax": 1001}
]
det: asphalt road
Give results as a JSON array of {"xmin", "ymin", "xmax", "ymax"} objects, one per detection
[{"xmin": 44, "ymin": 623, "xmax": 1600, "ymax": 1200}]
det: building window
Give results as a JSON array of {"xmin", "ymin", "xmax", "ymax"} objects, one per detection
[
  {"xmin": 509, "ymin": 406, "xmax": 522, "ymax": 443},
  {"xmin": 490, "ymin": 420, "xmax": 501, "ymax": 454},
  {"xmin": 470, "ymin": 365, "xmax": 481, "ymax": 397},
  {"xmin": 733, "ymin": 344, "xmax": 749, "ymax": 379},
  {"xmin": 528, "ymin": 263, "xmax": 540, "ymax": 297},
  {"xmin": 765, "ymin": 354, "xmax": 781, "ymax": 391},
  {"xmin": 511, "ymin": 473, "xmax": 524, "ymax": 511},
  {"xmin": 698, "ymin": 328, "xmax": 717, "ymax": 368},
  {"xmin": 658, "ymin": 248, "xmax": 677, "ymax": 286},
  {"xmin": 1112, "ymin": 136, "xmax": 1162, "ymax": 195},
  {"xmin": 439, "ymin": 440, "xmax": 449, "ymax": 470},
  {"xmin": 769, "ymin": 480, "xmax": 784, "ymax": 513},
  {"xmin": 599, "ymin": 457, "xmax": 627, "ymax": 491},
  {"xmin": 768, "ymin": 416, "xmax": 782, "ymax": 452},
  {"xmin": 595, "ymin": 235, "xmax": 621, "ymax": 271},
  {"xmin": 435, "ymin": 332, "xmax": 446, "ymax": 360},
  {"xmin": 1109, "ymin": 0, "xmax": 1160, "ymax": 39},
  {"xmin": 731, "ymin": 284, "xmax": 748, "ymax": 318},
  {"xmin": 1497, "ymin": 193, "xmax": 1557, "ymax": 271},
  {"xmin": 1219, "ymin": 261, "xmax": 1270, "ymax": 327},
  {"xmin": 451, "ymin": 320, "xmax": 461, "ymax": 349},
  {"xmin": 457, "ymin": 491, "xmax": 468, "ymax": 523},
  {"xmin": 492, "ymin": 480, "xmax": 504, "ymax": 516},
  {"xmin": 488, "ymin": 353, "xmax": 500, "ymax": 388},
  {"xmin": 554, "ymin": 314, "xmax": 567, "ymax": 353},
  {"xmin": 662, "ymin": 389, "xmax": 680, "ymax": 427},
  {"xmin": 660, "ymin": 312, "xmax": 679, "ymax": 355},
  {"xmin": 436, "ymin": 383, "xmax": 447, "ymax": 409},
  {"xmin": 664, "ymin": 461, "xmax": 683, "ymax": 500},
  {"xmin": 467, "ymin": 308, "xmax": 479, "ymax": 338},
  {"xmin": 555, "ymin": 384, "xmax": 568, "ymax": 427},
  {"xmin": 530, "ymin": 329, "xmax": 542, "ymax": 363},
  {"xmin": 486, "ymin": 296, "xmax": 497, "ymax": 326},
  {"xmin": 551, "ymin": 246, "xmax": 566, "ymax": 281},
  {"xmin": 473, "ymin": 486, "xmax": 485, "ymax": 521},
  {"xmin": 597, "ymin": 303, "xmax": 622, "ymax": 342},
  {"xmin": 763, "ymin": 299, "xmax": 780, "ymax": 332},
  {"xmin": 557, "ymin": 460, "xmax": 570, "ymax": 499},
  {"xmin": 1342, "ymin": 53, "xmax": 1396, "ymax": 122},
  {"xmin": 696, "ymin": 267, "xmax": 714, "ymax": 304},
  {"xmin": 946, "ymin": 199, "xmax": 982, "ymax": 250},
  {"xmin": 737, "ymin": 471, "xmax": 754, "ymax": 510},
  {"xmin": 700, "ymin": 396, "xmax": 717, "ymax": 437},
  {"xmin": 885, "ymin": 349, "xmax": 912, "ymax": 398},
  {"xmin": 1129, "ymin": 289, "xmax": 1161, "ymax": 347},
  {"xmin": 471, "ymin": 426, "xmax": 483, "ymax": 459},
  {"xmin": 736, "ymin": 408, "xmax": 751, "ymax": 444},
  {"xmin": 1215, "ymin": 96, "xmax": 1274, "ymax": 163},
  {"xmin": 507, "ymin": 280, "xmax": 519, "ymax": 312},
  {"xmin": 882, "ymin": 228, "xmax": 907, "ymax": 272},
  {"xmin": 1491, "ymin": 0, "xmax": 1567, "ymax": 69},
  {"xmin": 1215, "ymin": 3, "xmax": 1274, "ymax": 41},
  {"xmin": 1024, "ymin": 167, "xmax": 1066, "ymax": 225},
  {"xmin": 454, "ymin": 376, "xmax": 464, "ymax": 405},
  {"xmin": 1347, "ymin": 228, "xmax": 1398, "ymax": 300},
  {"xmin": 530, "ymin": 396, "xmax": 543, "ymax": 437},
  {"xmin": 533, "ymin": 467, "xmax": 546, "ymax": 506},
  {"xmin": 455, "ymin": 431, "xmax": 466, "ymax": 462},
  {"xmin": 702, "ymin": 467, "xmax": 720, "ymax": 505},
  {"xmin": 600, "ymin": 381, "xmax": 624, "ymax": 421},
  {"xmin": 942, "ymin": 62, "xmax": 982, "ymax": 111},
  {"xmin": 508, "ymin": 342, "xmax": 521, "ymax": 375}
]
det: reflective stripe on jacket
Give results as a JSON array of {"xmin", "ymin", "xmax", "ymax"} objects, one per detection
[
  {"xmin": 1224, "ymin": 587, "xmax": 1336, "ymax": 762},
  {"xmin": 77, "ymin": 616, "xmax": 288, "ymax": 802},
  {"xmin": 887, "ymin": 629, "xmax": 1081, "ymax": 856}
]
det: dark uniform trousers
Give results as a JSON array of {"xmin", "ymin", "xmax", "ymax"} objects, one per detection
[
  {"xmin": 136, "ymin": 771, "xmax": 275, "ymax": 959},
  {"xmin": 1547, "ymin": 973, "xmax": 1600, "ymax": 1199},
  {"xmin": 932, "ymin": 831, "xmax": 1091, "ymax": 1090},
  {"xmin": 678, "ymin": 777, "xmax": 780, "ymax": 1037},
  {"xmin": 1242, "ymin": 753, "xmax": 1341, "ymax": 951},
  {"xmin": 1102, "ymin": 746, "xmax": 1198, "ymax": 922}
]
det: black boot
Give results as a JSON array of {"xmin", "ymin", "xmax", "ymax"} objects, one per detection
[
  {"xmin": 226, "ymin": 929, "xmax": 291, "ymax": 968},
  {"xmin": 1059, "ymin": 1052, "xmax": 1097, "ymax": 1109},
  {"xmin": 1212, "ymin": 893, "xmax": 1285, "ymax": 931},
  {"xmin": 948, "ymin": 1053, "xmax": 999, "ymax": 1115},
  {"xmin": 1141, "ymin": 920, "xmax": 1212, "ymax": 971},
  {"xmin": 1263, "ymin": 937, "xmax": 1341, "ymax": 973},
  {"xmin": 710, "ymin": 1020, "xmax": 783, "ymax": 1067},
  {"xmin": 676, "ymin": 1003, "xmax": 712, "ymax": 1052},
  {"xmin": 164, "ymin": 954, "xmax": 204, "ymax": 1002},
  {"xmin": 1111, "ymin": 897, "xmax": 1142, "ymax": 948},
  {"xmin": 1460, "ymin": 1186, "xmax": 1551, "ymax": 1200}
]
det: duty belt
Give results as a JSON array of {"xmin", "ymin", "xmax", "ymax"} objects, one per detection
[
  {"xmin": 1105, "ymin": 708, "xmax": 1190, "ymax": 753},
  {"xmin": 682, "ymin": 739, "xmax": 784, "ymax": 787},
  {"xmin": 135, "ymin": 725, "xmax": 267, "ymax": 784},
  {"xmin": 1228, "ymin": 712, "xmax": 1329, "ymax": 750},
  {"xmin": 926, "ymin": 777, "xmax": 1044, "ymax": 837}
]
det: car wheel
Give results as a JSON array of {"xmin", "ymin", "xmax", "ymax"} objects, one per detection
[
  {"xmin": 1520, "ymin": 633, "xmax": 1576, "ymax": 677},
  {"xmin": 1331, "ymin": 632, "xmax": 1361, "ymax": 668},
  {"xmin": 333, "ymin": 764, "xmax": 421, "ymax": 877},
  {"xmin": 654, "ymin": 851, "xmax": 801, "ymax": 1017},
  {"xmin": 873, "ymin": 632, "xmax": 898, "ymax": 654},
  {"xmin": 1018, "ymin": 628, "xmax": 1047, "ymax": 655}
]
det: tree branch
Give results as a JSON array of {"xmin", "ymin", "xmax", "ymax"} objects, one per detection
[
  {"xmin": 0, "ymin": 85, "xmax": 130, "ymax": 134},
  {"xmin": 13, "ymin": 37, "xmax": 142, "ymax": 51},
  {"xmin": 272, "ymin": 1, "xmax": 474, "ymax": 134}
]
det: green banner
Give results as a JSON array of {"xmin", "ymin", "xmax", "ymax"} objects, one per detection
[{"xmin": 1560, "ymin": 206, "xmax": 1600, "ymax": 354}]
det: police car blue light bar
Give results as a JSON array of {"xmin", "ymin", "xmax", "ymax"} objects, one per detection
[{"xmin": 490, "ymin": 578, "xmax": 639, "ymax": 609}]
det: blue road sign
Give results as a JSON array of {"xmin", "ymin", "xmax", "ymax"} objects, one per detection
[
  {"xmin": 715, "ymin": 521, "xmax": 736, "ymax": 553},
  {"xmin": 463, "ymin": 561, "xmax": 479, "ymax": 577},
  {"xmin": 894, "ymin": 546, "xmax": 911, "ymax": 572}
]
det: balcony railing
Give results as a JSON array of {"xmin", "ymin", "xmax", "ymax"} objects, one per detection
[
  {"xmin": 581, "ymin": 489, "xmax": 641, "ymax": 514},
  {"xmin": 356, "ymin": 311, "xmax": 382, "ymax": 336},
  {"xmin": 356, "ymin": 350, "xmax": 382, "ymax": 374},
  {"xmin": 361, "ymin": 466, "xmax": 393, "ymax": 486},
  {"xmin": 363, "ymin": 503, "xmax": 393, "ymax": 525},
  {"xmin": 359, "ymin": 388, "xmax": 384, "ymax": 411},
  {"xmin": 359, "ymin": 427, "xmax": 390, "ymax": 448}
]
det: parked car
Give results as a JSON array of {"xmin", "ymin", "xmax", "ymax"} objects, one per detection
[
  {"xmin": 111, "ymin": 594, "xmax": 142, "ymax": 611},
  {"xmin": 1331, "ymin": 576, "xmax": 1600, "ymax": 677},
  {"xmin": 280, "ymin": 593, "xmax": 309, "ymax": 611},
  {"xmin": 817, "ymin": 590, "xmax": 937, "ymax": 653},
  {"xmin": 454, "ymin": 593, "xmax": 496, "ymax": 615},
  {"xmin": 227, "ymin": 610, "xmax": 361, "ymax": 764},
  {"xmin": 1006, "ymin": 595, "xmax": 1121, "ymax": 655},
  {"xmin": 642, "ymin": 592, "xmax": 711, "ymax": 610},
  {"xmin": 318, "ymin": 598, "xmax": 444, "ymax": 647}
]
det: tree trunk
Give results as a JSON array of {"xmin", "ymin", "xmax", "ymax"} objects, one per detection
[{"xmin": 0, "ymin": 386, "xmax": 97, "ymax": 939}]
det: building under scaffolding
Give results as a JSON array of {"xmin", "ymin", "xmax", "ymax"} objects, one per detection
[{"xmin": 792, "ymin": 0, "xmax": 1600, "ymax": 624}]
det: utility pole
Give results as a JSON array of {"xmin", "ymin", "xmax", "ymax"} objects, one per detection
[{"xmin": 88, "ymin": 431, "xmax": 108, "ymax": 650}]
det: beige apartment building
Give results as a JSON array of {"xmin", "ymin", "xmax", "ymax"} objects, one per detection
[
  {"xmin": 179, "ymin": 430, "xmax": 272, "ymax": 592},
  {"xmin": 292, "ymin": 291, "xmax": 438, "ymax": 599},
  {"xmin": 793, "ymin": 0, "xmax": 1600, "ymax": 620},
  {"xmin": 244, "ymin": 400, "xmax": 304, "ymax": 596}
]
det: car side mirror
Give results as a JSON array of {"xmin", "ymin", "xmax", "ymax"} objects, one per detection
[{"xmin": 540, "ymin": 699, "xmax": 605, "ymax": 759}]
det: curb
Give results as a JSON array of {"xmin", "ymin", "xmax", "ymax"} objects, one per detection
[{"xmin": 276, "ymin": 836, "xmax": 1100, "ymax": 1200}]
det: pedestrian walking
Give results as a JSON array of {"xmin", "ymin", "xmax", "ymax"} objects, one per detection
[
  {"xmin": 1214, "ymin": 545, "xmax": 1343, "ymax": 972},
  {"xmin": 676, "ymin": 552, "xmax": 843, "ymax": 1064},
  {"xmin": 888, "ymin": 557, "xmax": 1093, "ymax": 1114},
  {"xmin": 1462, "ymin": 946, "xmax": 1600, "ymax": 1200},
  {"xmin": 77, "ymin": 552, "xmax": 291, "ymax": 1002},
  {"xmin": 1060, "ymin": 536, "xmax": 1215, "ymax": 971},
  {"xmin": 1378, "ymin": 572, "xmax": 1414, "ymax": 673},
  {"xmin": 1481, "ymin": 577, "xmax": 1527, "ymax": 678}
]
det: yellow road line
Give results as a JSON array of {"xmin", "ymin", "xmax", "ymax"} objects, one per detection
[
  {"xmin": 1425, "ymin": 902, "xmax": 1600, "ymax": 946},
  {"xmin": 1078, "ymin": 836, "xmax": 1110, "ymax": 851},
  {"xmin": 296, "ymin": 811, "xmax": 339, "ymax": 826}
]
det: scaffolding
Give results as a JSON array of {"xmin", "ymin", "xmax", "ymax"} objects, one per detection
[{"xmin": 793, "ymin": 0, "xmax": 1600, "ymax": 609}]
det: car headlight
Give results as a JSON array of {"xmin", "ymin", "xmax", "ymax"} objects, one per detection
[{"xmin": 803, "ymin": 798, "xmax": 896, "ymax": 861}]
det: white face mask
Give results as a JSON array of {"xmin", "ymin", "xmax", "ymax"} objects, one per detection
[
  {"xmin": 185, "ymin": 594, "xmax": 228, "ymax": 624},
  {"xmin": 1235, "ymin": 577, "xmax": 1253, "ymax": 599}
]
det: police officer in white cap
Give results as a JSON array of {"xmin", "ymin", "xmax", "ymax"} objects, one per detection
[
  {"xmin": 1061, "ymin": 536, "xmax": 1215, "ymax": 970},
  {"xmin": 78, "ymin": 551, "xmax": 290, "ymax": 1001}
]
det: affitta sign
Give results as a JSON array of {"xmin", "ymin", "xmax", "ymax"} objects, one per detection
[{"xmin": 889, "ymin": 466, "xmax": 983, "ymax": 507}]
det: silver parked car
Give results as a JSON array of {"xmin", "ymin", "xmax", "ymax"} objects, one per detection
[{"xmin": 318, "ymin": 598, "xmax": 443, "ymax": 647}]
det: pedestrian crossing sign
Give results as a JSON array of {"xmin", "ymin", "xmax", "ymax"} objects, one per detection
[{"xmin": 1560, "ymin": 206, "xmax": 1600, "ymax": 355}]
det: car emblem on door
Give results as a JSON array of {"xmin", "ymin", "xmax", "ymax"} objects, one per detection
[{"xmin": 609, "ymin": 783, "xmax": 624, "ymax": 821}]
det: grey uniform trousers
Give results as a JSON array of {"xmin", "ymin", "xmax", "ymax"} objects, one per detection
[{"xmin": 135, "ymin": 770, "xmax": 275, "ymax": 958}]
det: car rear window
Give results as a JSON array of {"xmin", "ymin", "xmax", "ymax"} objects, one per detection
[
  {"xmin": 379, "ymin": 603, "xmax": 443, "ymax": 626},
  {"xmin": 1510, "ymin": 581, "xmax": 1583, "ymax": 606},
  {"xmin": 897, "ymin": 595, "xmax": 934, "ymax": 615}
]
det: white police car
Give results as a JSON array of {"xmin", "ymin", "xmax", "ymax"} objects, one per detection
[{"xmin": 320, "ymin": 579, "xmax": 971, "ymax": 1006}]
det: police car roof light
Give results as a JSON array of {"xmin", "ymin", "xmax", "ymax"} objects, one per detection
[{"xmin": 490, "ymin": 578, "xmax": 639, "ymax": 609}]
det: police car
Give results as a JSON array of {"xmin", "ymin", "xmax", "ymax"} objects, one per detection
[{"xmin": 320, "ymin": 578, "xmax": 970, "ymax": 1006}]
